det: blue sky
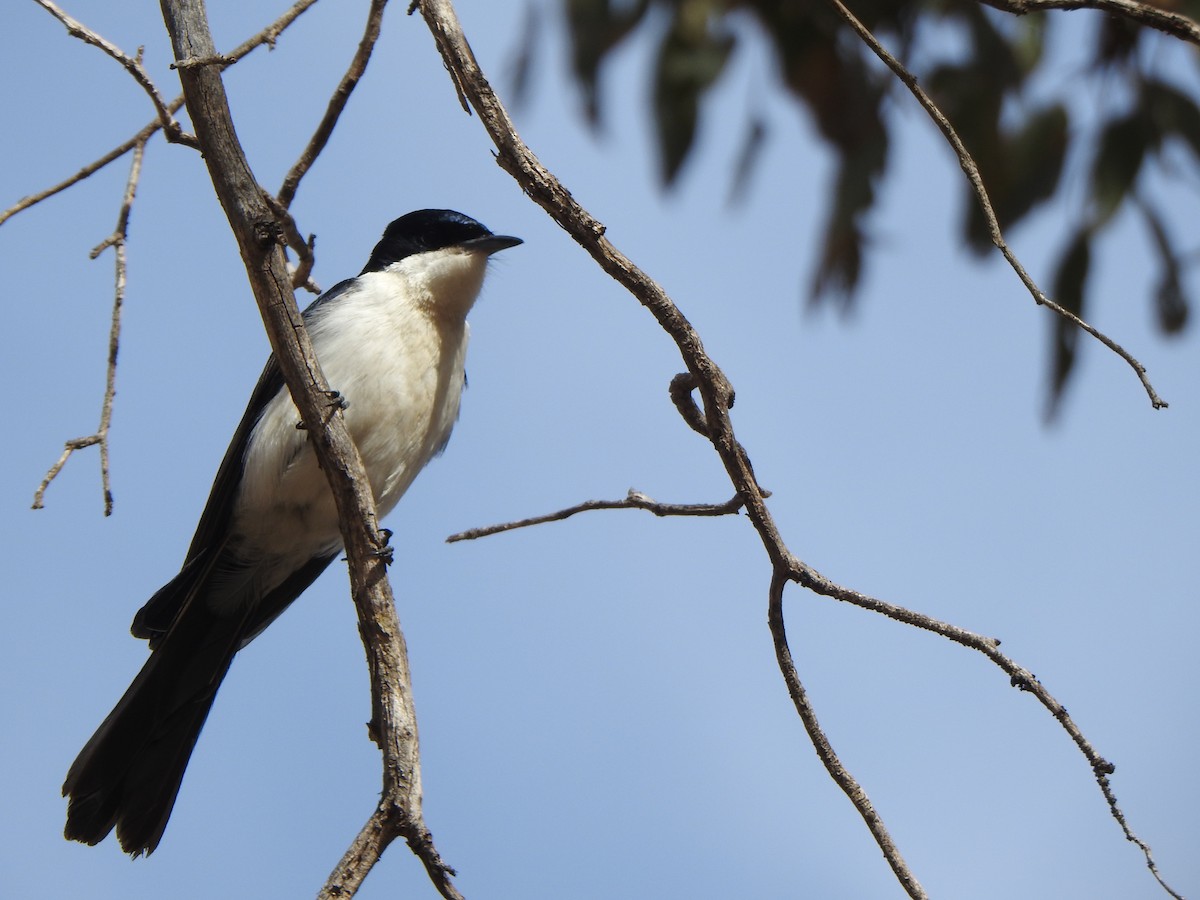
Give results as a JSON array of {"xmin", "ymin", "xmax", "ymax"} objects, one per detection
[{"xmin": 2, "ymin": 2, "xmax": 1197, "ymax": 898}]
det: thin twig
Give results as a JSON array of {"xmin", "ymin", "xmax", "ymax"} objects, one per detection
[
  {"xmin": 447, "ymin": 489, "xmax": 745, "ymax": 542},
  {"xmin": 1, "ymin": 0, "xmax": 320, "ymax": 229},
  {"xmin": 979, "ymin": 0, "xmax": 1200, "ymax": 45},
  {"xmin": 278, "ymin": 0, "xmax": 390, "ymax": 209},
  {"xmin": 32, "ymin": 0, "xmax": 197, "ymax": 148},
  {"xmin": 21, "ymin": 0, "xmax": 325, "ymax": 510},
  {"xmin": 788, "ymin": 561, "xmax": 1184, "ymax": 899},
  {"xmin": 826, "ymin": 0, "xmax": 1168, "ymax": 410},
  {"xmin": 274, "ymin": 0, "xmax": 390, "ymax": 289},
  {"xmin": 0, "ymin": 101, "xmax": 182, "ymax": 228},
  {"xmin": 32, "ymin": 139, "xmax": 147, "ymax": 515},
  {"xmin": 769, "ymin": 569, "xmax": 928, "ymax": 899}
]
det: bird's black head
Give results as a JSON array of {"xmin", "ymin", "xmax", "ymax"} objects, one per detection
[{"xmin": 362, "ymin": 209, "xmax": 521, "ymax": 274}]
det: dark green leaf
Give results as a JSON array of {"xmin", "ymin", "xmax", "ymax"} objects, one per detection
[
  {"xmin": 965, "ymin": 104, "xmax": 1068, "ymax": 252},
  {"xmin": 652, "ymin": 5, "xmax": 734, "ymax": 185},
  {"xmin": 1139, "ymin": 199, "xmax": 1191, "ymax": 334},
  {"xmin": 812, "ymin": 140, "xmax": 886, "ymax": 302},
  {"xmin": 507, "ymin": 2, "xmax": 541, "ymax": 109},
  {"xmin": 1143, "ymin": 79, "xmax": 1200, "ymax": 162},
  {"xmin": 726, "ymin": 115, "xmax": 768, "ymax": 207},
  {"xmin": 1046, "ymin": 228, "xmax": 1091, "ymax": 419},
  {"xmin": 1004, "ymin": 105, "xmax": 1069, "ymax": 222},
  {"xmin": 1011, "ymin": 14, "xmax": 1048, "ymax": 78},
  {"xmin": 1094, "ymin": 14, "xmax": 1140, "ymax": 67},
  {"xmin": 1156, "ymin": 273, "xmax": 1190, "ymax": 334},
  {"xmin": 1090, "ymin": 112, "xmax": 1148, "ymax": 226},
  {"xmin": 566, "ymin": 0, "xmax": 651, "ymax": 124},
  {"xmin": 959, "ymin": 4, "xmax": 1023, "ymax": 90}
]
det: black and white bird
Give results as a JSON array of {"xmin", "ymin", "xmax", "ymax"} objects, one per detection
[{"xmin": 63, "ymin": 209, "xmax": 522, "ymax": 856}]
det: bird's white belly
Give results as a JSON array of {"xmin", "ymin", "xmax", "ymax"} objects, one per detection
[{"xmin": 231, "ymin": 299, "xmax": 467, "ymax": 567}]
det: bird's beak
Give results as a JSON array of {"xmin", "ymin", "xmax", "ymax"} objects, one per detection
[{"xmin": 464, "ymin": 234, "xmax": 523, "ymax": 255}]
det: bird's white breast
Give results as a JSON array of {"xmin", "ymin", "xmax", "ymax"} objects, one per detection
[{"xmin": 233, "ymin": 252, "xmax": 485, "ymax": 567}]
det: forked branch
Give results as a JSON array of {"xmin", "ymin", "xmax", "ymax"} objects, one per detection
[
  {"xmin": 33, "ymin": 0, "xmax": 197, "ymax": 148},
  {"xmin": 414, "ymin": 1, "xmax": 1181, "ymax": 896}
]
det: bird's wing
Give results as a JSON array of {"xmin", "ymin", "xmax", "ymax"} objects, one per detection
[{"xmin": 131, "ymin": 279, "xmax": 359, "ymax": 642}]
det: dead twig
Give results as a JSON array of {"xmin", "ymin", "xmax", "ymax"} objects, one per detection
[
  {"xmin": 18, "ymin": 0, "xmax": 324, "ymax": 509},
  {"xmin": 32, "ymin": 0, "xmax": 197, "ymax": 148},
  {"xmin": 979, "ymin": 0, "xmax": 1200, "ymax": 45},
  {"xmin": 272, "ymin": 0, "xmax": 391, "ymax": 290},
  {"xmin": 788, "ymin": 558, "xmax": 1183, "ymax": 899},
  {"xmin": 2, "ymin": 0, "xmax": 320, "ymax": 229},
  {"xmin": 278, "ymin": 0, "xmax": 390, "ymax": 209},
  {"xmin": 447, "ymin": 489, "xmax": 745, "ymax": 542},
  {"xmin": 32, "ymin": 138, "xmax": 146, "ymax": 515}
]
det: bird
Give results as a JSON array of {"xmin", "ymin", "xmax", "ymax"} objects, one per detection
[{"xmin": 62, "ymin": 208, "xmax": 522, "ymax": 857}]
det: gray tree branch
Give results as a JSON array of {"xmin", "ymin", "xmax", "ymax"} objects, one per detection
[{"xmin": 156, "ymin": 2, "xmax": 459, "ymax": 898}]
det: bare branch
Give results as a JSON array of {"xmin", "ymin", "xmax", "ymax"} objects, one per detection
[
  {"xmin": 980, "ymin": 0, "xmax": 1200, "ymax": 45},
  {"xmin": 414, "ymin": 2, "xmax": 1183, "ymax": 895},
  {"xmin": 826, "ymin": 0, "xmax": 1168, "ymax": 410},
  {"xmin": 320, "ymin": 801, "xmax": 463, "ymax": 900},
  {"xmin": 2, "ymin": 0, "xmax": 320, "ymax": 229},
  {"xmin": 768, "ymin": 570, "xmax": 928, "ymax": 900},
  {"xmin": 32, "ymin": 0, "xmax": 197, "ymax": 148},
  {"xmin": 158, "ymin": 2, "xmax": 456, "ymax": 896},
  {"xmin": 788, "ymin": 560, "xmax": 1184, "ymax": 899},
  {"xmin": 32, "ymin": 138, "xmax": 147, "ymax": 515},
  {"xmin": 277, "ymin": 0, "xmax": 390, "ymax": 210},
  {"xmin": 0, "ymin": 102, "xmax": 179, "ymax": 228},
  {"xmin": 447, "ymin": 489, "xmax": 745, "ymax": 542},
  {"xmin": 267, "ymin": 0, "xmax": 390, "ymax": 292}
]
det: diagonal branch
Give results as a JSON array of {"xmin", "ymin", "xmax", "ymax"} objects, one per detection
[
  {"xmin": 0, "ymin": 99, "xmax": 183, "ymax": 228},
  {"xmin": 2, "ymin": 0, "xmax": 320, "ymax": 229},
  {"xmin": 979, "ymin": 0, "xmax": 1200, "ymax": 46},
  {"xmin": 33, "ymin": 0, "xmax": 197, "ymax": 148},
  {"xmin": 277, "ymin": 0, "xmax": 391, "ymax": 209},
  {"xmin": 827, "ymin": 0, "xmax": 1168, "ymax": 410},
  {"xmin": 789, "ymin": 560, "xmax": 1184, "ymax": 899},
  {"xmin": 32, "ymin": 138, "xmax": 147, "ymax": 515},
  {"xmin": 768, "ymin": 569, "xmax": 927, "ymax": 900}
]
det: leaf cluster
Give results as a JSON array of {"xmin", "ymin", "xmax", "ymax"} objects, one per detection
[{"xmin": 552, "ymin": 0, "xmax": 1199, "ymax": 411}]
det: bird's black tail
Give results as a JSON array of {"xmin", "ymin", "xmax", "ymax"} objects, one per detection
[{"xmin": 63, "ymin": 591, "xmax": 245, "ymax": 857}]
